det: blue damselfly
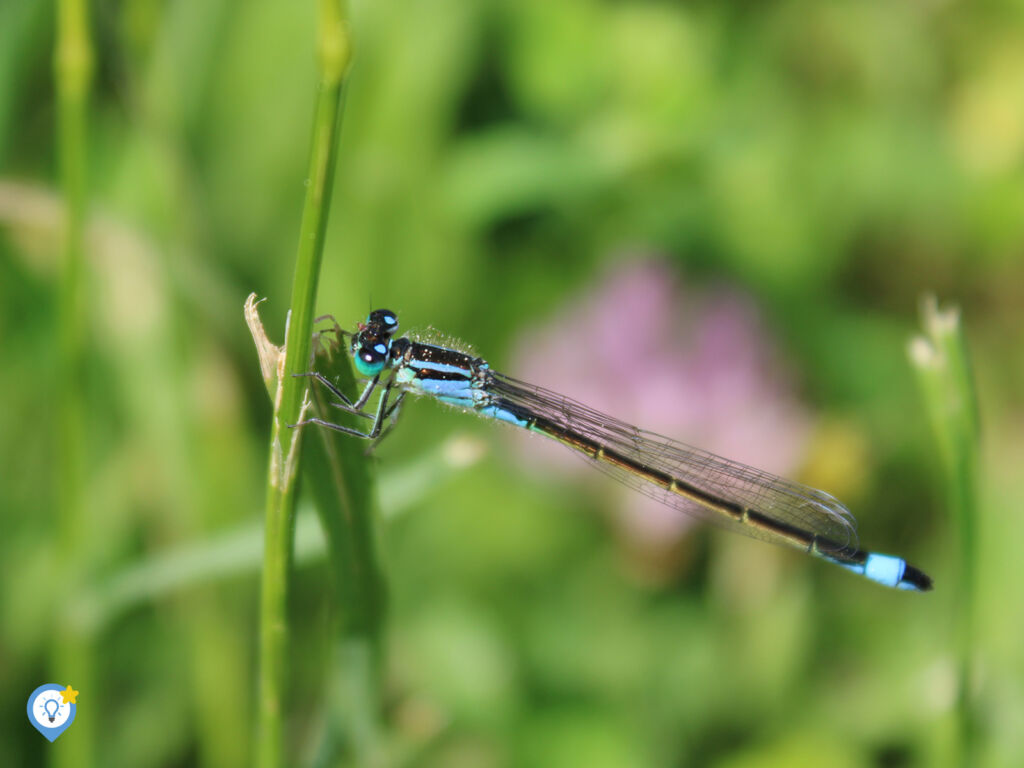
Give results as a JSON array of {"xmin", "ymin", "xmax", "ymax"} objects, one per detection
[{"xmin": 295, "ymin": 309, "xmax": 932, "ymax": 591}]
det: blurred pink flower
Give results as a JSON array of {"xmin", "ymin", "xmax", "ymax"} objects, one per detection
[{"xmin": 509, "ymin": 260, "xmax": 813, "ymax": 562}]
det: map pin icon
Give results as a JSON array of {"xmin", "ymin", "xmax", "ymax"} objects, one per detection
[{"xmin": 27, "ymin": 684, "xmax": 77, "ymax": 742}]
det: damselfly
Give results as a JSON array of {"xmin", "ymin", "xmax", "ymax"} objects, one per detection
[{"xmin": 295, "ymin": 309, "xmax": 932, "ymax": 591}]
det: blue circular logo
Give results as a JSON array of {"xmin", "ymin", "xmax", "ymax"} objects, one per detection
[{"xmin": 27, "ymin": 684, "xmax": 77, "ymax": 742}]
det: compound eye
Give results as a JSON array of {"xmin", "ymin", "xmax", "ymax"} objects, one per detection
[
  {"xmin": 354, "ymin": 339, "xmax": 389, "ymax": 376},
  {"xmin": 368, "ymin": 308, "xmax": 399, "ymax": 334}
]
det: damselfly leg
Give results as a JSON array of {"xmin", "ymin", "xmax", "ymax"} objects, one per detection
[
  {"xmin": 291, "ymin": 377, "xmax": 405, "ymax": 442},
  {"xmin": 293, "ymin": 371, "xmax": 379, "ymax": 417}
]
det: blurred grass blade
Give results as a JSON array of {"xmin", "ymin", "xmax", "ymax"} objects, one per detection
[
  {"xmin": 296, "ymin": 321, "xmax": 395, "ymax": 765},
  {"xmin": 72, "ymin": 436, "xmax": 484, "ymax": 635},
  {"xmin": 907, "ymin": 295, "xmax": 979, "ymax": 765},
  {"xmin": 54, "ymin": 0, "xmax": 94, "ymax": 766},
  {"xmin": 303, "ymin": 324, "xmax": 383, "ymax": 643},
  {"xmin": 299, "ymin": 331, "xmax": 386, "ymax": 765}
]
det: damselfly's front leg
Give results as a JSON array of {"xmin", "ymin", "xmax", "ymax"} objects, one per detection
[
  {"xmin": 291, "ymin": 381, "xmax": 398, "ymax": 440},
  {"xmin": 313, "ymin": 313, "xmax": 346, "ymax": 331},
  {"xmin": 293, "ymin": 371, "xmax": 380, "ymax": 419}
]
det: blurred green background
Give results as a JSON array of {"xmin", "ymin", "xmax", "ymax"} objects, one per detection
[{"xmin": 2, "ymin": 0, "xmax": 1024, "ymax": 766}]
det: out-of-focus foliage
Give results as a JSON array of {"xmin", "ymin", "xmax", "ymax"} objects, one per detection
[{"xmin": 2, "ymin": 0, "xmax": 1023, "ymax": 766}]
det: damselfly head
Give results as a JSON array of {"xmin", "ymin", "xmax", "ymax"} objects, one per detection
[
  {"xmin": 351, "ymin": 333, "xmax": 390, "ymax": 376},
  {"xmin": 350, "ymin": 309, "xmax": 400, "ymax": 377}
]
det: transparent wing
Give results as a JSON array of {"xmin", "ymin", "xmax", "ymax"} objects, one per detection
[{"xmin": 487, "ymin": 371, "xmax": 857, "ymax": 555}]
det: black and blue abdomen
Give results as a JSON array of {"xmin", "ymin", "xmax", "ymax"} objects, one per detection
[
  {"xmin": 394, "ymin": 342, "xmax": 531, "ymax": 427},
  {"xmin": 394, "ymin": 342, "xmax": 484, "ymax": 405}
]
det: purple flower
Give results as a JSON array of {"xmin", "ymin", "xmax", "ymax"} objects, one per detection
[{"xmin": 509, "ymin": 260, "xmax": 813, "ymax": 566}]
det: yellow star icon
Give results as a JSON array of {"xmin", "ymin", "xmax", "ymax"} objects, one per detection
[{"xmin": 60, "ymin": 685, "xmax": 79, "ymax": 704}]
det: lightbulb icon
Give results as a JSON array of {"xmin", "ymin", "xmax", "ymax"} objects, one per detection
[{"xmin": 28, "ymin": 684, "xmax": 77, "ymax": 741}]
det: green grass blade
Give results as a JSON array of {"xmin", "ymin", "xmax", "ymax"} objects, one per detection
[
  {"xmin": 68, "ymin": 435, "xmax": 484, "ymax": 634},
  {"xmin": 299, "ymin": 328, "xmax": 387, "ymax": 766},
  {"xmin": 53, "ymin": 0, "xmax": 94, "ymax": 766},
  {"xmin": 908, "ymin": 295, "xmax": 980, "ymax": 766},
  {"xmin": 254, "ymin": 3, "xmax": 353, "ymax": 766}
]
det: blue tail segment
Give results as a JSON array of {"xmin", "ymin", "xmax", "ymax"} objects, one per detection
[{"xmin": 825, "ymin": 550, "xmax": 933, "ymax": 591}]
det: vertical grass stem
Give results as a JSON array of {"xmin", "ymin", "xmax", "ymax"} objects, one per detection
[
  {"xmin": 53, "ymin": 1, "xmax": 94, "ymax": 766},
  {"xmin": 908, "ymin": 296, "xmax": 979, "ymax": 766},
  {"xmin": 257, "ymin": 3, "xmax": 352, "ymax": 767}
]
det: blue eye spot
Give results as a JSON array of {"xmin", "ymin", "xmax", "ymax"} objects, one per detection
[
  {"xmin": 384, "ymin": 315, "xmax": 395, "ymax": 325},
  {"xmin": 374, "ymin": 343, "xmax": 387, "ymax": 354}
]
